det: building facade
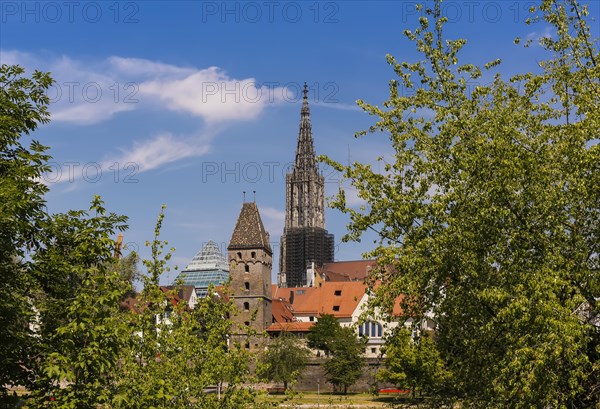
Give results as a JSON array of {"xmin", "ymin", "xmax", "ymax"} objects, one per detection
[
  {"xmin": 279, "ymin": 83, "xmax": 334, "ymax": 288},
  {"xmin": 228, "ymin": 201, "xmax": 273, "ymax": 349}
]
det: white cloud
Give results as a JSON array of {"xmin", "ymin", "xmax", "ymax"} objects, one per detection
[
  {"xmin": 108, "ymin": 56, "xmax": 195, "ymax": 78},
  {"xmin": 139, "ymin": 68, "xmax": 285, "ymax": 123},
  {"xmin": 1, "ymin": 50, "xmax": 286, "ymax": 125},
  {"xmin": 42, "ymin": 131, "xmax": 213, "ymax": 186},
  {"xmin": 104, "ymin": 132, "xmax": 212, "ymax": 173}
]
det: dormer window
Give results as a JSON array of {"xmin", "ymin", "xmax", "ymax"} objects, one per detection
[
  {"xmin": 333, "ymin": 306, "xmax": 340, "ymax": 312},
  {"xmin": 334, "ymin": 290, "xmax": 342, "ymax": 296}
]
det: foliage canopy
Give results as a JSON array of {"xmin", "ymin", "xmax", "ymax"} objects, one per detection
[{"xmin": 322, "ymin": 0, "xmax": 599, "ymax": 407}]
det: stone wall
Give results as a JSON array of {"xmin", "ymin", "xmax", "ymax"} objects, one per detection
[{"xmin": 293, "ymin": 358, "xmax": 389, "ymax": 393}]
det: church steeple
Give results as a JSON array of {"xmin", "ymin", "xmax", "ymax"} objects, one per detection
[
  {"xmin": 295, "ymin": 83, "xmax": 318, "ymax": 175},
  {"xmin": 279, "ymin": 83, "xmax": 334, "ymax": 287},
  {"xmin": 285, "ymin": 83, "xmax": 324, "ymax": 230}
]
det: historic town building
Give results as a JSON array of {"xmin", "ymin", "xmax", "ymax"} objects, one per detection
[
  {"xmin": 278, "ymin": 83, "xmax": 334, "ymax": 288},
  {"xmin": 227, "ymin": 201, "xmax": 273, "ymax": 348}
]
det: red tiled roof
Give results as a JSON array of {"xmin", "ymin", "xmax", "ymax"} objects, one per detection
[
  {"xmin": 319, "ymin": 260, "xmax": 377, "ymax": 282},
  {"xmin": 271, "ymin": 298, "xmax": 295, "ymax": 323},
  {"xmin": 272, "ymin": 281, "xmax": 367, "ymax": 318}
]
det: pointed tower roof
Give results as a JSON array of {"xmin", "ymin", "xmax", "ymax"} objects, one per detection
[
  {"xmin": 184, "ymin": 240, "xmax": 229, "ymax": 272},
  {"xmin": 228, "ymin": 202, "xmax": 272, "ymax": 254},
  {"xmin": 294, "ymin": 82, "xmax": 318, "ymax": 173}
]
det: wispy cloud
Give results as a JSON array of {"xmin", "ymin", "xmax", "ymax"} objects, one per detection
[
  {"xmin": 104, "ymin": 132, "xmax": 212, "ymax": 173},
  {"xmin": 43, "ymin": 130, "xmax": 213, "ymax": 187},
  {"xmin": 0, "ymin": 50, "xmax": 286, "ymax": 125}
]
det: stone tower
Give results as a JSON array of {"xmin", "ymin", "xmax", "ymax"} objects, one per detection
[
  {"xmin": 279, "ymin": 83, "xmax": 334, "ymax": 288},
  {"xmin": 228, "ymin": 201, "xmax": 272, "ymax": 348}
]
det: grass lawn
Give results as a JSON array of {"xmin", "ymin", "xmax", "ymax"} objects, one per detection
[{"xmin": 260, "ymin": 391, "xmax": 415, "ymax": 407}]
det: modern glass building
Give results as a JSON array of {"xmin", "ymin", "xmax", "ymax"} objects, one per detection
[{"xmin": 172, "ymin": 240, "xmax": 229, "ymax": 297}]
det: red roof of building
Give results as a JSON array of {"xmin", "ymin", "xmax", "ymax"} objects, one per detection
[
  {"xmin": 271, "ymin": 297, "xmax": 295, "ymax": 323},
  {"xmin": 318, "ymin": 260, "xmax": 377, "ymax": 282},
  {"xmin": 272, "ymin": 281, "xmax": 367, "ymax": 318}
]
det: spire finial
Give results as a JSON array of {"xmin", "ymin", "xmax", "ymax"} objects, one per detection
[
  {"xmin": 243, "ymin": 191, "xmax": 246, "ymax": 202},
  {"xmin": 303, "ymin": 82, "xmax": 308, "ymax": 100},
  {"xmin": 253, "ymin": 190, "xmax": 256, "ymax": 202}
]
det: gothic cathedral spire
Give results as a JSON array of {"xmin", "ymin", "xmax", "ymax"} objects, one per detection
[{"xmin": 279, "ymin": 83, "xmax": 334, "ymax": 288}]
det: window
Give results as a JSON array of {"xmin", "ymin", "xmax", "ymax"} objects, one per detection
[
  {"xmin": 237, "ymin": 252, "xmax": 242, "ymax": 260},
  {"xmin": 244, "ymin": 282, "xmax": 250, "ymax": 290},
  {"xmin": 251, "ymin": 251, "xmax": 256, "ymax": 259},
  {"xmin": 244, "ymin": 264, "xmax": 250, "ymax": 273},
  {"xmin": 245, "ymin": 342, "xmax": 250, "ymax": 349},
  {"xmin": 359, "ymin": 321, "xmax": 383, "ymax": 338},
  {"xmin": 244, "ymin": 321, "xmax": 250, "ymax": 327},
  {"xmin": 309, "ymin": 316, "xmax": 314, "ymax": 322},
  {"xmin": 243, "ymin": 302, "xmax": 249, "ymax": 311},
  {"xmin": 371, "ymin": 347, "xmax": 377, "ymax": 354},
  {"xmin": 332, "ymin": 306, "xmax": 340, "ymax": 312},
  {"xmin": 334, "ymin": 290, "xmax": 342, "ymax": 296}
]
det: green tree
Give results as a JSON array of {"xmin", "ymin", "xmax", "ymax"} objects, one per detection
[
  {"xmin": 258, "ymin": 332, "xmax": 311, "ymax": 390},
  {"xmin": 112, "ymin": 207, "xmax": 261, "ymax": 409},
  {"xmin": 307, "ymin": 313, "xmax": 339, "ymax": 356},
  {"xmin": 377, "ymin": 328, "xmax": 450, "ymax": 398},
  {"xmin": 0, "ymin": 64, "xmax": 53, "ymax": 400},
  {"xmin": 322, "ymin": 0, "xmax": 599, "ymax": 407},
  {"xmin": 323, "ymin": 326, "xmax": 365, "ymax": 394},
  {"xmin": 29, "ymin": 197, "xmax": 129, "ymax": 408},
  {"xmin": 110, "ymin": 251, "xmax": 141, "ymax": 295}
]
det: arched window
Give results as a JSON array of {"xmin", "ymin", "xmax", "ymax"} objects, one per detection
[
  {"xmin": 243, "ymin": 302, "xmax": 250, "ymax": 311},
  {"xmin": 244, "ymin": 282, "xmax": 250, "ymax": 290},
  {"xmin": 251, "ymin": 251, "xmax": 256, "ymax": 259},
  {"xmin": 244, "ymin": 264, "xmax": 250, "ymax": 273},
  {"xmin": 237, "ymin": 252, "xmax": 242, "ymax": 260}
]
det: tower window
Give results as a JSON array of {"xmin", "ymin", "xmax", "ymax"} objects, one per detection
[
  {"xmin": 237, "ymin": 252, "xmax": 242, "ymax": 260},
  {"xmin": 251, "ymin": 251, "xmax": 256, "ymax": 259},
  {"xmin": 244, "ymin": 282, "xmax": 250, "ymax": 291},
  {"xmin": 332, "ymin": 306, "xmax": 340, "ymax": 312},
  {"xmin": 244, "ymin": 264, "xmax": 250, "ymax": 273},
  {"xmin": 243, "ymin": 302, "xmax": 249, "ymax": 311},
  {"xmin": 244, "ymin": 321, "xmax": 250, "ymax": 327}
]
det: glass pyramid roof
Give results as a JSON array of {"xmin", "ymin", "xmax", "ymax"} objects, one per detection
[{"xmin": 183, "ymin": 240, "xmax": 229, "ymax": 272}]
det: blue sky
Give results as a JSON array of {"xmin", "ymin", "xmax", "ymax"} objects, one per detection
[{"xmin": 2, "ymin": 1, "xmax": 598, "ymax": 283}]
